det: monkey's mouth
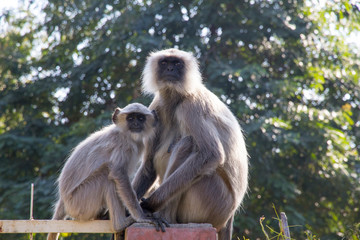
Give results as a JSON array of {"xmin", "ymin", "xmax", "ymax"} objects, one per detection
[
  {"xmin": 163, "ymin": 73, "xmax": 180, "ymax": 82},
  {"xmin": 130, "ymin": 128, "xmax": 143, "ymax": 133},
  {"xmin": 163, "ymin": 77, "xmax": 182, "ymax": 84}
]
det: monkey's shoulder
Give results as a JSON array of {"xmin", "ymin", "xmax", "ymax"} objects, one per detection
[
  {"xmin": 79, "ymin": 124, "xmax": 120, "ymax": 143},
  {"xmin": 71, "ymin": 124, "xmax": 138, "ymax": 155},
  {"xmin": 176, "ymin": 89, "xmax": 232, "ymax": 118}
]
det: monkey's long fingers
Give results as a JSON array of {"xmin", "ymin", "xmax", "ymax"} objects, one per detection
[
  {"xmin": 135, "ymin": 217, "xmax": 165, "ymax": 232},
  {"xmin": 152, "ymin": 218, "xmax": 164, "ymax": 232},
  {"xmin": 152, "ymin": 212, "xmax": 170, "ymax": 232}
]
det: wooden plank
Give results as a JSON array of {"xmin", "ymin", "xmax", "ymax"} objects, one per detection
[
  {"xmin": 0, "ymin": 220, "xmax": 113, "ymax": 233},
  {"xmin": 125, "ymin": 223, "xmax": 217, "ymax": 240}
]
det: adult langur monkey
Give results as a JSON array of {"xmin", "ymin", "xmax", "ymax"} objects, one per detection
[
  {"xmin": 47, "ymin": 103, "xmax": 167, "ymax": 240},
  {"xmin": 132, "ymin": 48, "xmax": 249, "ymax": 240}
]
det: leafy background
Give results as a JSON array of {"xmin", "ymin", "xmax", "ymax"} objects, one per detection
[{"xmin": 0, "ymin": 0, "xmax": 359, "ymax": 239}]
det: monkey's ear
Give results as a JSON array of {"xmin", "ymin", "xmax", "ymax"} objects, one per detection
[
  {"xmin": 151, "ymin": 110, "xmax": 159, "ymax": 126},
  {"xmin": 112, "ymin": 108, "xmax": 121, "ymax": 124}
]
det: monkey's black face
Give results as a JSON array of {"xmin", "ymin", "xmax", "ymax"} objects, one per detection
[
  {"xmin": 126, "ymin": 113, "xmax": 146, "ymax": 133},
  {"xmin": 158, "ymin": 57, "xmax": 184, "ymax": 82}
]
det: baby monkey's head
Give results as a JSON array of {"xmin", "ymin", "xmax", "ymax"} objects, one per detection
[{"xmin": 112, "ymin": 103, "xmax": 157, "ymax": 138}]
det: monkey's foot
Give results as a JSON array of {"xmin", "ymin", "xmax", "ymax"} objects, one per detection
[
  {"xmin": 151, "ymin": 212, "xmax": 170, "ymax": 232},
  {"xmin": 139, "ymin": 198, "xmax": 170, "ymax": 232},
  {"xmin": 137, "ymin": 212, "xmax": 170, "ymax": 232}
]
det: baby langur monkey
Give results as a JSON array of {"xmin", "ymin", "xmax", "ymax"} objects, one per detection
[{"xmin": 47, "ymin": 103, "xmax": 167, "ymax": 240}]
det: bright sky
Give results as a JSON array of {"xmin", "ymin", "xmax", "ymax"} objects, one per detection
[
  {"xmin": 0, "ymin": 1, "xmax": 19, "ymax": 13},
  {"xmin": 0, "ymin": 0, "xmax": 359, "ymax": 48}
]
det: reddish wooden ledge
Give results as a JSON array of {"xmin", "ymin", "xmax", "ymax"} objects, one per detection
[
  {"xmin": 125, "ymin": 223, "xmax": 217, "ymax": 240},
  {"xmin": 0, "ymin": 220, "xmax": 217, "ymax": 240}
]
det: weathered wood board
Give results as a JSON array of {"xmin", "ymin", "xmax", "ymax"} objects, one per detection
[{"xmin": 0, "ymin": 220, "xmax": 113, "ymax": 233}]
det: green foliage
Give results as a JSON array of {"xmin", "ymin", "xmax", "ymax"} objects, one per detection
[
  {"xmin": 1, "ymin": 1, "xmax": 359, "ymax": 240},
  {"xmin": 259, "ymin": 206, "xmax": 321, "ymax": 240}
]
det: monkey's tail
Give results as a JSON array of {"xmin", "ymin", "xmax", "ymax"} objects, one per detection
[{"xmin": 47, "ymin": 199, "xmax": 66, "ymax": 240}]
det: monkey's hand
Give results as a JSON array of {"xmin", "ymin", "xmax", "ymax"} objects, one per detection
[
  {"xmin": 140, "ymin": 198, "xmax": 170, "ymax": 232},
  {"xmin": 141, "ymin": 211, "xmax": 170, "ymax": 232},
  {"xmin": 140, "ymin": 197, "xmax": 155, "ymax": 212}
]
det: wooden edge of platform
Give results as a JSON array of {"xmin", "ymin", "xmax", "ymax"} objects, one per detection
[
  {"xmin": 0, "ymin": 220, "xmax": 216, "ymax": 235},
  {"xmin": 0, "ymin": 220, "xmax": 113, "ymax": 233}
]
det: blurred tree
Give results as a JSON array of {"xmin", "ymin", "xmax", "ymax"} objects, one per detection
[{"xmin": 0, "ymin": 0, "xmax": 359, "ymax": 239}]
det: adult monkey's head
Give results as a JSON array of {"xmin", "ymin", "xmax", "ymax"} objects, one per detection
[{"xmin": 142, "ymin": 48, "xmax": 203, "ymax": 95}]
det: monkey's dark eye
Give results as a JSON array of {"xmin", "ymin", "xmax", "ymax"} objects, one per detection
[
  {"xmin": 159, "ymin": 59, "xmax": 168, "ymax": 66},
  {"xmin": 126, "ymin": 116, "xmax": 134, "ymax": 121},
  {"xmin": 174, "ymin": 60, "xmax": 184, "ymax": 68},
  {"xmin": 137, "ymin": 115, "xmax": 146, "ymax": 122}
]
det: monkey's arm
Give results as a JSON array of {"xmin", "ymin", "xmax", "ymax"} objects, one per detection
[
  {"xmin": 132, "ymin": 137, "xmax": 158, "ymax": 200},
  {"xmin": 142, "ymin": 108, "xmax": 225, "ymax": 212},
  {"xmin": 109, "ymin": 161, "xmax": 169, "ymax": 232},
  {"xmin": 109, "ymin": 163, "xmax": 146, "ymax": 221},
  {"xmin": 132, "ymin": 160, "xmax": 157, "ymax": 200}
]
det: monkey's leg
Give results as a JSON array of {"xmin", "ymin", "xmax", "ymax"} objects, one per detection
[
  {"xmin": 105, "ymin": 180, "xmax": 134, "ymax": 232},
  {"xmin": 163, "ymin": 140, "xmax": 235, "ymax": 234},
  {"xmin": 141, "ymin": 136, "xmax": 205, "ymax": 213},
  {"xmin": 176, "ymin": 174, "xmax": 235, "ymax": 235},
  {"xmin": 47, "ymin": 199, "xmax": 66, "ymax": 240},
  {"xmin": 65, "ymin": 166, "xmax": 109, "ymax": 221},
  {"xmin": 140, "ymin": 136, "xmax": 193, "ymax": 223},
  {"xmin": 157, "ymin": 136, "xmax": 194, "ymax": 222},
  {"xmin": 217, "ymin": 215, "xmax": 234, "ymax": 240}
]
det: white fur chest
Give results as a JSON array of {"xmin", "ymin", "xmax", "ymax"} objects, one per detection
[{"xmin": 153, "ymin": 126, "xmax": 178, "ymax": 182}]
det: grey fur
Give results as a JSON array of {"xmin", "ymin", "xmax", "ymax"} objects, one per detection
[
  {"xmin": 47, "ymin": 103, "xmax": 156, "ymax": 240},
  {"xmin": 133, "ymin": 49, "xmax": 249, "ymax": 240}
]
